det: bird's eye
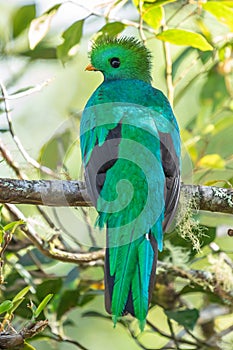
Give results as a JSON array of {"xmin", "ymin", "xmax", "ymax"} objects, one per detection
[{"xmin": 110, "ymin": 57, "xmax": 120, "ymax": 68}]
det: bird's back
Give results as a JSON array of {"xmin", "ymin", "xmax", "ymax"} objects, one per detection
[{"xmin": 80, "ymin": 78, "xmax": 180, "ymax": 328}]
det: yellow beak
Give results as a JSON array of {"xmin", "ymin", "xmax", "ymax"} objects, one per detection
[{"xmin": 85, "ymin": 63, "xmax": 98, "ymax": 71}]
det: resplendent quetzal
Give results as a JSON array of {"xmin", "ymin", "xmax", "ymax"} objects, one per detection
[{"xmin": 80, "ymin": 37, "xmax": 180, "ymax": 329}]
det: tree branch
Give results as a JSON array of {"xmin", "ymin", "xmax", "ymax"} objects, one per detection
[
  {"xmin": 0, "ymin": 140, "xmax": 25, "ymax": 179},
  {"xmin": 5, "ymin": 203, "xmax": 105, "ymax": 264},
  {"xmin": 0, "ymin": 320, "xmax": 48, "ymax": 349},
  {"xmin": 3, "ymin": 203, "xmax": 233, "ymax": 305},
  {"xmin": 0, "ymin": 79, "xmax": 58, "ymax": 178},
  {"xmin": 0, "ymin": 178, "xmax": 232, "ymax": 214},
  {"xmin": 161, "ymin": 18, "xmax": 174, "ymax": 106}
]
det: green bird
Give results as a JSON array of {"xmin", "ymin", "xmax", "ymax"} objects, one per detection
[{"xmin": 80, "ymin": 37, "xmax": 180, "ymax": 330}]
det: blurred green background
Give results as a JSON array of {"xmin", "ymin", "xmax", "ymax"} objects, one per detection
[{"xmin": 0, "ymin": 1, "xmax": 233, "ymax": 349}]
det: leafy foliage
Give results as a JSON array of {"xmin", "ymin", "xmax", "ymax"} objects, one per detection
[
  {"xmin": 0, "ymin": 0, "xmax": 233, "ymax": 349},
  {"xmin": 165, "ymin": 308, "xmax": 199, "ymax": 330},
  {"xmin": 57, "ymin": 20, "xmax": 84, "ymax": 64}
]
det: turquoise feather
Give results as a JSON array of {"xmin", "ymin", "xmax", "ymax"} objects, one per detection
[
  {"xmin": 111, "ymin": 239, "xmax": 138, "ymax": 324},
  {"xmin": 80, "ymin": 36, "xmax": 181, "ymax": 329},
  {"xmin": 132, "ymin": 236, "xmax": 154, "ymax": 330}
]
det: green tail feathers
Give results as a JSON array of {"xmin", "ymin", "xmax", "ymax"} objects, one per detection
[
  {"xmin": 105, "ymin": 233, "xmax": 158, "ymax": 330},
  {"xmin": 132, "ymin": 237, "xmax": 154, "ymax": 330}
]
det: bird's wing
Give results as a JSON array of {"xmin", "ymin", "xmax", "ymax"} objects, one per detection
[
  {"xmin": 81, "ymin": 85, "xmax": 181, "ymax": 235},
  {"xmin": 81, "ymin": 101, "xmax": 166, "ymax": 238},
  {"xmin": 149, "ymin": 88, "xmax": 181, "ymax": 232},
  {"xmin": 80, "ymin": 93, "xmax": 125, "ymax": 204},
  {"xmin": 81, "ymin": 105, "xmax": 165, "ymax": 326},
  {"xmin": 159, "ymin": 131, "xmax": 180, "ymax": 232},
  {"xmin": 80, "ymin": 82, "xmax": 180, "ymax": 325}
]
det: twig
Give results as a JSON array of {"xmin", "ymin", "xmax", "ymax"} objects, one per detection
[
  {"xmin": 36, "ymin": 206, "xmax": 61, "ymax": 234},
  {"xmin": 167, "ymin": 317, "xmax": 181, "ymax": 350},
  {"xmin": 0, "ymin": 80, "xmax": 59, "ymax": 178},
  {"xmin": 104, "ymin": 0, "xmax": 128, "ymax": 19},
  {"xmin": 166, "ymin": 2, "xmax": 186, "ymax": 25},
  {"xmin": 51, "ymin": 207, "xmax": 85, "ymax": 249},
  {"xmin": 0, "ymin": 79, "xmax": 53, "ymax": 100},
  {"xmin": 0, "ymin": 139, "xmax": 26, "ymax": 179},
  {"xmin": 161, "ymin": 22, "xmax": 174, "ymax": 106},
  {"xmin": 173, "ymin": 55, "xmax": 201, "ymax": 87},
  {"xmin": 0, "ymin": 178, "xmax": 233, "ymax": 214},
  {"xmin": 208, "ymin": 324, "xmax": 233, "ymax": 347},
  {"xmin": 68, "ymin": 0, "xmax": 155, "ymax": 34},
  {"xmin": 174, "ymin": 9, "xmax": 197, "ymax": 30},
  {"xmin": 0, "ymin": 132, "xmax": 70, "ymax": 252},
  {"xmin": 0, "ymin": 230, "xmax": 13, "ymax": 284},
  {"xmin": 80, "ymin": 207, "xmax": 97, "ymax": 246},
  {"xmin": 184, "ymin": 328, "xmax": 210, "ymax": 348},
  {"xmin": 138, "ymin": 0, "xmax": 147, "ymax": 43},
  {"xmin": 0, "ymin": 135, "xmax": 67, "ymax": 246},
  {"xmin": 0, "ymin": 320, "xmax": 48, "ymax": 349},
  {"xmin": 43, "ymin": 334, "xmax": 90, "ymax": 350},
  {"xmin": 2, "ymin": 204, "xmax": 233, "ymax": 304},
  {"xmin": 146, "ymin": 319, "xmax": 197, "ymax": 347},
  {"xmin": 173, "ymin": 55, "xmax": 215, "ymax": 105},
  {"xmin": 4, "ymin": 203, "xmax": 105, "ymax": 264},
  {"xmin": 158, "ymin": 261, "xmax": 233, "ymax": 303}
]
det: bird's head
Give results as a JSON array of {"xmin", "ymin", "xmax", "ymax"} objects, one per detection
[{"xmin": 86, "ymin": 36, "xmax": 152, "ymax": 83}]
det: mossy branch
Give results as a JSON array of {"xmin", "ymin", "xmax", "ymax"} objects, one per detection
[
  {"xmin": 0, "ymin": 178, "xmax": 232, "ymax": 214},
  {"xmin": 0, "ymin": 320, "xmax": 48, "ymax": 349}
]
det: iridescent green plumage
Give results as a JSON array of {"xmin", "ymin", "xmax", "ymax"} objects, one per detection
[
  {"xmin": 89, "ymin": 36, "xmax": 152, "ymax": 83},
  {"xmin": 80, "ymin": 36, "xmax": 180, "ymax": 329}
]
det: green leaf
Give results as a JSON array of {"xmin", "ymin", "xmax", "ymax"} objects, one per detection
[
  {"xmin": 19, "ymin": 249, "xmax": 53, "ymax": 267},
  {"xmin": 214, "ymin": 116, "xmax": 233, "ymax": 135},
  {"xmin": 200, "ymin": 70, "xmax": 228, "ymax": 110},
  {"xmin": 36, "ymin": 278, "xmax": 62, "ymax": 301},
  {"xmin": 63, "ymin": 267, "xmax": 80, "ymax": 290},
  {"xmin": 14, "ymin": 264, "xmax": 35, "ymax": 291},
  {"xmin": 57, "ymin": 290, "xmax": 80, "ymax": 319},
  {"xmin": 82, "ymin": 311, "xmax": 107, "ymax": 319},
  {"xmin": 12, "ymin": 4, "xmax": 36, "ymax": 38},
  {"xmin": 132, "ymin": 1, "xmax": 176, "ymax": 30},
  {"xmin": 198, "ymin": 154, "xmax": 226, "ymax": 169},
  {"xmin": 157, "ymin": 29, "xmax": 213, "ymax": 51},
  {"xmin": 5, "ymin": 286, "xmax": 31, "ymax": 316},
  {"xmin": 165, "ymin": 308, "xmax": 199, "ymax": 330},
  {"xmin": 22, "ymin": 45, "xmax": 57, "ymax": 60},
  {"xmin": 3, "ymin": 220, "xmax": 24, "ymax": 234},
  {"xmin": 45, "ymin": 3, "xmax": 62, "ymax": 14},
  {"xmin": 10, "ymin": 86, "xmax": 34, "ymax": 95},
  {"xmin": 34, "ymin": 294, "xmax": 53, "ymax": 318},
  {"xmin": 222, "ymin": 1, "xmax": 233, "ymax": 8},
  {"xmin": 29, "ymin": 4, "xmax": 61, "ymax": 49},
  {"xmin": 97, "ymin": 22, "xmax": 126, "ymax": 37},
  {"xmin": 8, "ymin": 298, "xmax": 25, "ymax": 315},
  {"xmin": 0, "ymin": 300, "xmax": 14, "ymax": 314},
  {"xmin": 39, "ymin": 129, "xmax": 73, "ymax": 170},
  {"xmin": 57, "ymin": 20, "xmax": 84, "ymax": 64},
  {"xmin": 142, "ymin": 5, "xmax": 163, "ymax": 30},
  {"xmin": 179, "ymin": 285, "xmax": 204, "ymax": 295},
  {"xmin": 12, "ymin": 286, "xmax": 31, "ymax": 303},
  {"xmin": 199, "ymin": 51, "xmax": 213, "ymax": 65},
  {"xmin": 199, "ymin": 226, "xmax": 216, "ymax": 247},
  {"xmin": 203, "ymin": 2, "xmax": 233, "ymax": 31},
  {"xmin": 133, "ymin": 0, "xmax": 176, "ymax": 8},
  {"xmin": 57, "ymin": 289, "xmax": 95, "ymax": 319},
  {"xmin": 0, "ymin": 128, "xmax": 9, "ymax": 133},
  {"xmin": 23, "ymin": 342, "xmax": 36, "ymax": 350},
  {"xmin": 172, "ymin": 47, "xmax": 193, "ymax": 79}
]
